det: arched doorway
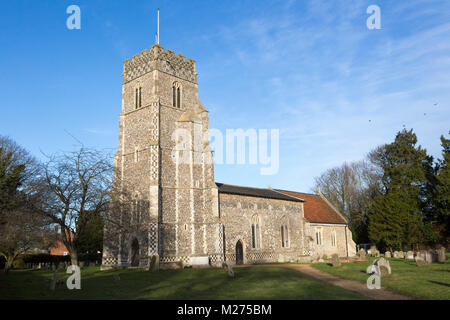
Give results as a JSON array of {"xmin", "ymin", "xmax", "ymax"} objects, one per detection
[
  {"xmin": 131, "ymin": 238, "xmax": 139, "ymax": 267},
  {"xmin": 236, "ymin": 240, "xmax": 244, "ymax": 265}
]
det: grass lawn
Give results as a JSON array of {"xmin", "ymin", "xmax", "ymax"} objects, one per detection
[
  {"xmin": 312, "ymin": 254, "xmax": 450, "ymax": 300},
  {"xmin": 0, "ymin": 265, "xmax": 365, "ymax": 300}
]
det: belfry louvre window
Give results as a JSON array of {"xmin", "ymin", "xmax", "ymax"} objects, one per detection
[
  {"xmin": 172, "ymin": 82, "xmax": 181, "ymax": 108},
  {"xmin": 135, "ymin": 87, "xmax": 142, "ymax": 109}
]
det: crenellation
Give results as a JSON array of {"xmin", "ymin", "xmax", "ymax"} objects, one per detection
[{"xmin": 123, "ymin": 44, "xmax": 197, "ymax": 83}]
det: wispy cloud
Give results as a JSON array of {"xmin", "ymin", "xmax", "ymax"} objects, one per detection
[{"xmin": 202, "ymin": 0, "xmax": 450, "ymax": 190}]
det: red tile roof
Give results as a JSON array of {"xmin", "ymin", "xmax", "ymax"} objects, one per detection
[{"xmin": 276, "ymin": 190, "xmax": 347, "ymax": 224}]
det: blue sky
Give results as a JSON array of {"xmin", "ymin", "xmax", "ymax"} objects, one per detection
[{"xmin": 0, "ymin": 0, "xmax": 449, "ymax": 192}]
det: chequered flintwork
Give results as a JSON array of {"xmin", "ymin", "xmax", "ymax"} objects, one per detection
[{"xmin": 101, "ymin": 43, "xmax": 356, "ymax": 270}]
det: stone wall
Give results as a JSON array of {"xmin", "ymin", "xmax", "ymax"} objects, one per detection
[
  {"xmin": 308, "ymin": 223, "xmax": 356, "ymax": 258},
  {"xmin": 219, "ymin": 193, "xmax": 308, "ymax": 264}
]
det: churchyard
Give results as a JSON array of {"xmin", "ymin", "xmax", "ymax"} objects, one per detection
[
  {"xmin": 312, "ymin": 253, "xmax": 450, "ymax": 300},
  {"xmin": 0, "ymin": 265, "xmax": 364, "ymax": 300}
]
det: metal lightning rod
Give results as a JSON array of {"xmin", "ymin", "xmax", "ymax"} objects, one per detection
[{"xmin": 157, "ymin": 8, "xmax": 160, "ymax": 45}]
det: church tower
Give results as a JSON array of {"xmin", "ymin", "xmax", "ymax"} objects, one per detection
[{"xmin": 101, "ymin": 44, "xmax": 222, "ymax": 269}]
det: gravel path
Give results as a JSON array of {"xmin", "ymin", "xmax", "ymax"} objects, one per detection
[{"xmin": 283, "ymin": 264, "xmax": 412, "ymax": 300}]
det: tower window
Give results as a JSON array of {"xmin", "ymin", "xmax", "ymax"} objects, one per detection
[
  {"xmin": 135, "ymin": 87, "xmax": 142, "ymax": 109},
  {"xmin": 172, "ymin": 82, "xmax": 181, "ymax": 109}
]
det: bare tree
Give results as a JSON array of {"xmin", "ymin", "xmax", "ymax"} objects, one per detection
[
  {"xmin": 39, "ymin": 147, "xmax": 114, "ymax": 266},
  {"xmin": 312, "ymin": 155, "xmax": 384, "ymax": 243}
]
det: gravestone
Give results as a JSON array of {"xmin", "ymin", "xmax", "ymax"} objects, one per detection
[
  {"xmin": 430, "ymin": 250, "xmax": 439, "ymax": 262},
  {"xmin": 189, "ymin": 256, "xmax": 209, "ymax": 268},
  {"xmin": 385, "ymin": 251, "xmax": 391, "ymax": 258},
  {"xmin": 418, "ymin": 251, "xmax": 433, "ymax": 263},
  {"xmin": 113, "ymin": 274, "xmax": 120, "ymax": 281},
  {"xmin": 368, "ymin": 246, "xmax": 380, "ymax": 257},
  {"xmin": 366, "ymin": 258, "xmax": 391, "ymax": 276},
  {"xmin": 357, "ymin": 249, "xmax": 366, "ymax": 259},
  {"xmin": 437, "ymin": 247, "xmax": 446, "ymax": 263},
  {"xmin": 374, "ymin": 257, "xmax": 391, "ymax": 275},
  {"xmin": 148, "ymin": 255, "xmax": 158, "ymax": 271},
  {"xmin": 227, "ymin": 264, "xmax": 234, "ymax": 278},
  {"xmin": 415, "ymin": 254, "xmax": 428, "ymax": 267},
  {"xmin": 331, "ymin": 254, "xmax": 341, "ymax": 267},
  {"xmin": 405, "ymin": 251, "xmax": 414, "ymax": 259},
  {"xmin": 50, "ymin": 270, "xmax": 58, "ymax": 291}
]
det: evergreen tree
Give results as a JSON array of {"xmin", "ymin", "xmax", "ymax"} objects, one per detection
[
  {"xmin": 77, "ymin": 210, "xmax": 104, "ymax": 261},
  {"xmin": 368, "ymin": 129, "xmax": 429, "ymax": 250},
  {"xmin": 433, "ymin": 134, "xmax": 450, "ymax": 242}
]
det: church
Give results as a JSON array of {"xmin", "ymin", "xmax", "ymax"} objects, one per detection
[{"xmin": 101, "ymin": 43, "xmax": 356, "ymax": 270}]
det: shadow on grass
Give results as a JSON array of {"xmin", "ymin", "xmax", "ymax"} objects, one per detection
[
  {"xmin": 428, "ymin": 280, "xmax": 450, "ymax": 288},
  {"xmin": 0, "ymin": 265, "xmax": 365, "ymax": 300}
]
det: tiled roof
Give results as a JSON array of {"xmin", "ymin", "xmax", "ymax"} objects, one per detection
[
  {"xmin": 275, "ymin": 190, "xmax": 347, "ymax": 224},
  {"xmin": 216, "ymin": 183, "xmax": 303, "ymax": 202}
]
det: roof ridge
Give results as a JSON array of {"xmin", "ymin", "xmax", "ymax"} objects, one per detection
[
  {"xmin": 216, "ymin": 182, "xmax": 271, "ymax": 191},
  {"xmin": 274, "ymin": 188, "xmax": 319, "ymax": 197},
  {"xmin": 271, "ymin": 189, "xmax": 305, "ymax": 202}
]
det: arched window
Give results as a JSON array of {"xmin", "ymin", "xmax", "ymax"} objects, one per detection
[
  {"xmin": 331, "ymin": 230, "xmax": 336, "ymax": 247},
  {"xmin": 135, "ymin": 86, "xmax": 142, "ymax": 109},
  {"xmin": 172, "ymin": 82, "xmax": 181, "ymax": 108},
  {"xmin": 315, "ymin": 227, "xmax": 323, "ymax": 245},
  {"xmin": 132, "ymin": 197, "xmax": 141, "ymax": 225},
  {"xmin": 132, "ymin": 194, "xmax": 148, "ymax": 226},
  {"xmin": 251, "ymin": 215, "xmax": 261, "ymax": 249}
]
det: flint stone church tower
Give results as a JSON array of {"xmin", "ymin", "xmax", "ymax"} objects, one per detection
[{"xmin": 101, "ymin": 44, "xmax": 356, "ymax": 270}]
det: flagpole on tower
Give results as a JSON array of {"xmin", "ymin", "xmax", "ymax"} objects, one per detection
[{"xmin": 156, "ymin": 8, "xmax": 160, "ymax": 45}]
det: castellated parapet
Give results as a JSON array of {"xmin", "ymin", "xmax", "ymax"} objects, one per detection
[{"xmin": 122, "ymin": 44, "xmax": 197, "ymax": 84}]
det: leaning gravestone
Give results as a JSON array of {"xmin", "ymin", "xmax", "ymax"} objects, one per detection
[
  {"xmin": 405, "ymin": 251, "xmax": 414, "ymax": 260},
  {"xmin": 385, "ymin": 251, "xmax": 391, "ymax": 258},
  {"xmin": 227, "ymin": 264, "xmax": 235, "ymax": 278},
  {"xmin": 50, "ymin": 270, "xmax": 58, "ymax": 291},
  {"xmin": 367, "ymin": 258, "xmax": 391, "ymax": 276},
  {"xmin": 375, "ymin": 258, "xmax": 391, "ymax": 275}
]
